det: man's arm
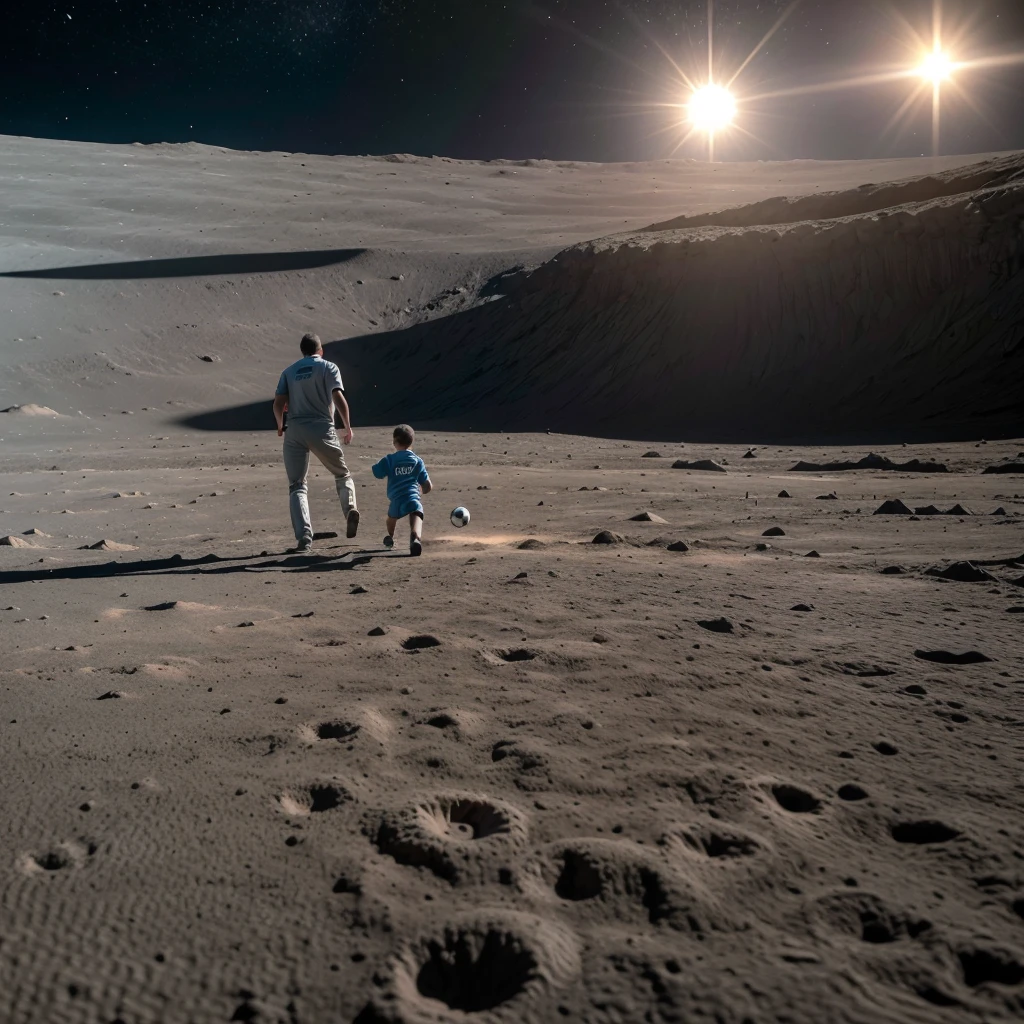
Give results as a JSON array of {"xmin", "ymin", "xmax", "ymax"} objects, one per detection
[
  {"xmin": 273, "ymin": 394, "xmax": 288, "ymax": 436},
  {"xmin": 332, "ymin": 389, "xmax": 353, "ymax": 445}
]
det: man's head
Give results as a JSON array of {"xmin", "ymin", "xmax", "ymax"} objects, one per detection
[
  {"xmin": 393, "ymin": 424, "xmax": 415, "ymax": 450},
  {"xmin": 300, "ymin": 333, "xmax": 322, "ymax": 357}
]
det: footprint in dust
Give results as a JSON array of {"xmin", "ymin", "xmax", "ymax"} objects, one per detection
[
  {"xmin": 277, "ymin": 783, "xmax": 350, "ymax": 817},
  {"xmin": 373, "ymin": 792, "xmax": 528, "ymax": 884}
]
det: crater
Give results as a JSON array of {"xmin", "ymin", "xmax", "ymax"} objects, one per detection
[
  {"xmin": 959, "ymin": 947, "xmax": 1024, "ymax": 988},
  {"xmin": 890, "ymin": 820, "xmax": 960, "ymax": 845},
  {"xmin": 497, "ymin": 648, "xmax": 538, "ymax": 662},
  {"xmin": 375, "ymin": 793, "xmax": 527, "ymax": 883},
  {"xmin": 415, "ymin": 927, "xmax": 538, "ymax": 1012},
  {"xmin": 384, "ymin": 913, "xmax": 580, "ymax": 1021},
  {"xmin": 278, "ymin": 783, "xmax": 349, "ymax": 816},
  {"xmin": 315, "ymin": 720, "xmax": 360, "ymax": 741},
  {"xmin": 555, "ymin": 849, "xmax": 604, "ymax": 901},
  {"xmin": 771, "ymin": 783, "xmax": 822, "ymax": 814},
  {"xmin": 417, "ymin": 798, "xmax": 513, "ymax": 842},
  {"xmin": 402, "ymin": 634, "xmax": 442, "ymax": 650}
]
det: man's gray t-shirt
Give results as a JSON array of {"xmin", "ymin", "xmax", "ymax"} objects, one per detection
[{"xmin": 276, "ymin": 356, "xmax": 344, "ymax": 425}]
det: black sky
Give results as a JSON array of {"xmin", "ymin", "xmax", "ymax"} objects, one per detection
[{"xmin": 3, "ymin": 1, "xmax": 1023, "ymax": 161}]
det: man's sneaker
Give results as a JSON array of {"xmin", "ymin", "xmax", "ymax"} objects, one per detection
[
  {"xmin": 383, "ymin": 535, "xmax": 394, "ymax": 549},
  {"xmin": 346, "ymin": 509, "xmax": 360, "ymax": 539},
  {"xmin": 288, "ymin": 539, "xmax": 312, "ymax": 554},
  {"xmin": 410, "ymin": 537, "xmax": 422, "ymax": 557}
]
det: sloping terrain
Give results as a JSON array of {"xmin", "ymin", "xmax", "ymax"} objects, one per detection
[{"xmin": 315, "ymin": 154, "xmax": 1024, "ymax": 441}]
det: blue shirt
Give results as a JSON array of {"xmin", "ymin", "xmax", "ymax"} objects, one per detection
[
  {"xmin": 275, "ymin": 355, "xmax": 344, "ymax": 425},
  {"xmin": 372, "ymin": 449, "xmax": 430, "ymax": 504}
]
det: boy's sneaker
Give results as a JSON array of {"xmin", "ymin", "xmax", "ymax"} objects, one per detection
[
  {"xmin": 410, "ymin": 537, "xmax": 422, "ymax": 557},
  {"xmin": 383, "ymin": 535, "xmax": 394, "ymax": 549},
  {"xmin": 288, "ymin": 539, "xmax": 312, "ymax": 554},
  {"xmin": 346, "ymin": 509, "xmax": 360, "ymax": 539}
]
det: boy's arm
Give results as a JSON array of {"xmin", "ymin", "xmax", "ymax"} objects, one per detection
[
  {"xmin": 418, "ymin": 460, "xmax": 432, "ymax": 495},
  {"xmin": 371, "ymin": 456, "xmax": 390, "ymax": 480}
]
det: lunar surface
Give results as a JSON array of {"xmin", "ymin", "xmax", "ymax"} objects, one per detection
[{"xmin": 1, "ymin": 136, "xmax": 1023, "ymax": 1023}]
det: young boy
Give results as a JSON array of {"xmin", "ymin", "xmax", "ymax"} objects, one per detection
[{"xmin": 372, "ymin": 424, "xmax": 432, "ymax": 556}]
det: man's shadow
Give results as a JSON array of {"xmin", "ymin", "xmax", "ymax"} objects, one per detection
[{"xmin": 0, "ymin": 546, "xmax": 405, "ymax": 586}]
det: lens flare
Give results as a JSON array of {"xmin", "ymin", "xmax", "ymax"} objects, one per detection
[
  {"xmin": 688, "ymin": 84, "xmax": 737, "ymax": 133},
  {"xmin": 919, "ymin": 50, "xmax": 954, "ymax": 83}
]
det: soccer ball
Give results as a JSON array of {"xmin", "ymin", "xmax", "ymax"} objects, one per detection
[{"xmin": 450, "ymin": 506, "xmax": 471, "ymax": 528}]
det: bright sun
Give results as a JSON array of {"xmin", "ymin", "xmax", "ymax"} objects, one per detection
[
  {"xmin": 687, "ymin": 84, "xmax": 737, "ymax": 132},
  {"xmin": 919, "ymin": 50, "xmax": 955, "ymax": 84}
]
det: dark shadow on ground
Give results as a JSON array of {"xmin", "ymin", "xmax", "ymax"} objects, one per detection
[
  {"xmin": 0, "ymin": 248, "xmax": 365, "ymax": 280},
  {"xmin": 174, "ymin": 272, "xmax": 1024, "ymax": 444},
  {"xmin": 0, "ymin": 547, "xmax": 398, "ymax": 585}
]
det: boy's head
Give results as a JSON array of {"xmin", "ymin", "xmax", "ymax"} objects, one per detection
[{"xmin": 393, "ymin": 424, "xmax": 415, "ymax": 449}]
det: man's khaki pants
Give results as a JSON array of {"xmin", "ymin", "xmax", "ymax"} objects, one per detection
[{"xmin": 283, "ymin": 421, "xmax": 357, "ymax": 543}]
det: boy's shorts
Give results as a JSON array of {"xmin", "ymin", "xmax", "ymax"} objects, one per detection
[{"xmin": 388, "ymin": 497, "xmax": 424, "ymax": 520}]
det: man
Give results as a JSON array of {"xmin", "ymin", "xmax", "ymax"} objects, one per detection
[{"xmin": 273, "ymin": 333, "xmax": 358, "ymax": 553}]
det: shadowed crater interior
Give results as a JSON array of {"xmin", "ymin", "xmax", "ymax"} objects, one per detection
[
  {"xmin": 415, "ymin": 927, "xmax": 538, "ymax": 1012},
  {"xmin": 315, "ymin": 720, "xmax": 360, "ymax": 741},
  {"xmin": 555, "ymin": 849, "xmax": 604, "ymax": 901},
  {"xmin": 771, "ymin": 783, "xmax": 822, "ymax": 814},
  {"xmin": 890, "ymin": 820, "xmax": 960, "ymax": 844},
  {"xmin": 419, "ymin": 798, "xmax": 512, "ymax": 841}
]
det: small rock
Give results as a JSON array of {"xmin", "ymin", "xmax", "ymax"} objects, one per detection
[
  {"xmin": 697, "ymin": 617, "xmax": 734, "ymax": 633},
  {"xmin": 914, "ymin": 649, "xmax": 992, "ymax": 665},
  {"xmin": 805, "ymin": 550, "xmax": 821, "ymax": 558},
  {"xmin": 873, "ymin": 499, "xmax": 913, "ymax": 515},
  {"xmin": 742, "ymin": 449, "xmax": 757, "ymax": 459},
  {"xmin": 641, "ymin": 451, "xmax": 662, "ymax": 458},
  {"xmin": 791, "ymin": 604, "xmax": 813, "ymax": 612},
  {"xmin": 777, "ymin": 490, "xmax": 791, "ymax": 498},
  {"xmin": 672, "ymin": 459, "xmax": 726, "ymax": 472},
  {"xmin": 350, "ymin": 586, "xmax": 369, "ymax": 595},
  {"xmin": 367, "ymin": 626, "xmax": 388, "ymax": 636},
  {"xmin": 629, "ymin": 511, "xmax": 668, "ymax": 524},
  {"xmin": 755, "ymin": 542, "xmax": 772, "ymax": 551},
  {"xmin": 237, "ymin": 621, "xmax": 254, "ymax": 628},
  {"xmin": 925, "ymin": 561, "xmax": 998, "ymax": 584},
  {"xmin": 762, "ymin": 526, "xmax": 786, "ymax": 537},
  {"xmin": 879, "ymin": 565, "xmax": 907, "ymax": 575},
  {"xmin": 591, "ymin": 531, "xmax": 623, "ymax": 545}
]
